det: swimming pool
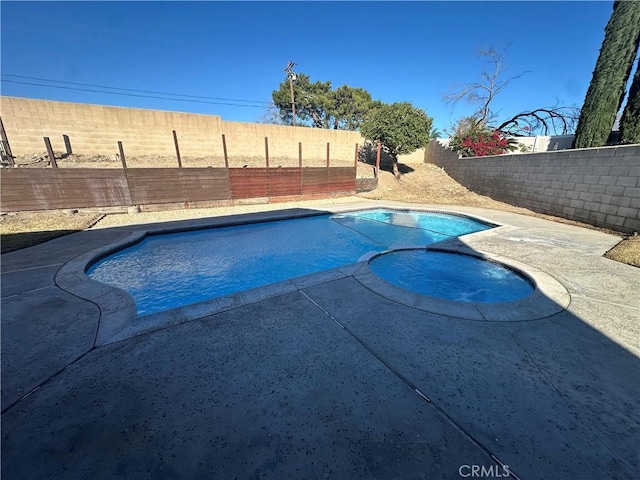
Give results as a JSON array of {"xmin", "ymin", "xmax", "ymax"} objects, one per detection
[{"xmin": 88, "ymin": 209, "xmax": 493, "ymax": 315}]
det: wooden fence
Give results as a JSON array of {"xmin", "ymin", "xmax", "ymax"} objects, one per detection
[
  {"xmin": 1, "ymin": 136, "xmax": 363, "ymax": 212},
  {"xmin": 0, "ymin": 166, "xmax": 357, "ymax": 213}
]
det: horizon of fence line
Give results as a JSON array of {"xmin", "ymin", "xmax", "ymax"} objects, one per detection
[
  {"xmin": 0, "ymin": 96, "xmax": 427, "ymax": 165},
  {"xmin": 13, "ymin": 137, "xmax": 360, "ymax": 170}
]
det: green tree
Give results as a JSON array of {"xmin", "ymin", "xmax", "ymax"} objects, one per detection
[
  {"xmin": 272, "ymin": 73, "xmax": 333, "ymax": 127},
  {"xmin": 360, "ymin": 102, "xmax": 432, "ymax": 178},
  {"xmin": 619, "ymin": 60, "xmax": 640, "ymax": 144},
  {"xmin": 271, "ymin": 73, "xmax": 378, "ymax": 130},
  {"xmin": 332, "ymin": 85, "xmax": 381, "ymax": 130},
  {"xmin": 573, "ymin": 0, "xmax": 640, "ymax": 148}
]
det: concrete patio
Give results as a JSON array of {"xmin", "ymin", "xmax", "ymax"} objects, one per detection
[{"xmin": 1, "ymin": 200, "xmax": 638, "ymax": 479}]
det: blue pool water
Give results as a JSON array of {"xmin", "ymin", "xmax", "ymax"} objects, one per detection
[
  {"xmin": 88, "ymin": 209, "xmax": 492, "ymax": 315},
  {"xmin": 370, "ymin": 250, "xmax": 534, "ymax": 303}
]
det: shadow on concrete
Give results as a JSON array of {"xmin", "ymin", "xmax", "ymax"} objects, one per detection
[
  {"xmin": 1, "ymin": 207, "xmax": 638, "ymax": 479},
  {"xmin": 1, "ymin": 230, "xmax": 80, "ymax": 254},
  {"xmin": 306, "ymin": 271, "xmax": 639, "ymax": 480}
]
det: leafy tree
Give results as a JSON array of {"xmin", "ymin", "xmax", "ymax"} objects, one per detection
[
  {"xmin": 619, "ymin": 60, "xmax": 640, "ymax": 144},
  {"xmin": 272, "ymin": 73, "xmax": 332, "ymax": 127},
  {"xmin": 444, "ymin": 46, "xmax": 580, "ymax": 136},
  {"xmin": 271, "ymin": 73, "xmax": 378, "ymax": 130},
  {"xmin": 360, "ymin": 102, "xmax": 432, "ymax": 177},
  {"xmin": 573, "ymin": 0, "xmax": 640, "ymax": 148},
  {"xmin": 332, "ymin": 85, "xmax": 381, "ymax": 130}
]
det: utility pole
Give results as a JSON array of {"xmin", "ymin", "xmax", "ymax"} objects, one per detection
[{"xmin": 284, "ymin": 61, "xmax": 297, "ymax": 126}]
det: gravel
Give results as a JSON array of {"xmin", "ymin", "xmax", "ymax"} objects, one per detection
[{"xmin": 93, "ymin": 196, "xmax": 366, "ymax": 228}]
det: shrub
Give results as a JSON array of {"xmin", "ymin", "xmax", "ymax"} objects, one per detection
[{"xmin": 450, "ymin": 126, "xmax": 517, "ymax": 157}]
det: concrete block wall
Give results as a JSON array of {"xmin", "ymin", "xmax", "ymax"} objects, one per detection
[
  {"xmin": 0, "ymin": 96, "xmax": 224, "ymax": 158},
  {"xmin": 425, "ymin": 141, "xmax": 640, "ymax": 234},
  {"xmin": 222, "ymin": 121, "xmax": 361, "ymax": 165},
  {"xmin": 424, "ymin": 140, "xmax": 460, "ymax": 164},
  {"xmin": 0, "ymin": 97, "xmax": 364, "ymax": 165}
]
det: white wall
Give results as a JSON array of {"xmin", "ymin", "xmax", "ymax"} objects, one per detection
[{"xmin": 515, "ymin": 135, "xmax": 575, "ymax": 152}]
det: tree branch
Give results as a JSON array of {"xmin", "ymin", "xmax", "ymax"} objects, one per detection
[{"xmin": 496, "ymin": 106, "xmax": 580, "ymax": 136}]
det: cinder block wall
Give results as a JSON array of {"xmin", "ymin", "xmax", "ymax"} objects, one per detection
[
  {"xmin": 425, "ymin": 141, "xmax": 640, "ymax": 234},
  {"xmin": 222, "ymin": 120, "xmax": 362, "ymax": 164},
  {"xmin": 0, "ymin": 96, "xmax": 364, "ymax": 163},
  {"xmin": 0, "ymin": 96, "xmax": 224, "ymax": 157},
  {"xmin": 424, "ymin": 140, "xmax": 460, "ymax": 164}
]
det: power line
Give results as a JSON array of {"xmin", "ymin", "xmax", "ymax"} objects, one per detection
[
  {"xmin": 0, "ymin": 79, "xmax": 272, "ymax": 109},
  {"xmin": 2, "ymin": 74, "xmax": 271, "ymax": 105}
]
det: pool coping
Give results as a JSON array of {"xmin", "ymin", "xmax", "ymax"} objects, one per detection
[{"xmin": 54, "ymin": 205, "xmax": 571, "ymax": 345}]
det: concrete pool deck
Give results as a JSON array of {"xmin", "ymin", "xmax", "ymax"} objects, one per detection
[{"xmin": 1, "ymin": 199, "xmax": 638, "ymax": 479}]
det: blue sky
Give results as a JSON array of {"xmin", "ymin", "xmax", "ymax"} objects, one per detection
[{"xmin": 1, "ymin": 1, "xmax": 614, "ymax": 133}]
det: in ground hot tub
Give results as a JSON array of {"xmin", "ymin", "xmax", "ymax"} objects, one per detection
[
  {"xmin": 357, "ymin": 247, "xmax": 569, "ymax": 322},
  {"xmin": 369, "ymin": 249, "xmax": 534, "ymax": 303}
]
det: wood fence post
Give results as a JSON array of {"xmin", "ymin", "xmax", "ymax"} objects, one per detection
[
  {"xmin": 0, "ymin": 117, "xmax": 15, "ymax": 166},
  {"xmin": 63, "ymin": 135, "xmax": 72, "ymax": 156},
  {"xmin": 43, "ymin": 137, "xmax": 58, "ymax": 168},
  {"xmin": 117, "ymin": 141, "xmax": 134, "ymax": 207},
  {"xmin": 375, "ymin": 141, "xmax": 381, "ymax": 178},
  {"xmin": 354, "ymin": 143, "xmax": 359, "ymax": 168},
  {"xmin": 222, "ymin": 134, "xmax": 229, "ymax": 168},
  {"xmin": 172, "ymin": 130, "xmax": 182, "ymax": 168},
  {"xmin": 299, "ymin": 142, "xmax": 303, "ymax": 194},
  {"xmin": 265, "ymin": 136, "xmax": 269, "ymax": 168},
  {"xmin": 326, "ymin": 142, "xmax": 330, "ymax": 168},
  {"xmin": 118, "ymin": 141, "xmax": 127, "ymax": 169}
]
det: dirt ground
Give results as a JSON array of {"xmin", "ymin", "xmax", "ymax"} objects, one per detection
[
  {"xmin": 1, "ymin": 157, "xmax": 637, "ymax": 267},
  {"xmin": 12, "ymin": 152, "xmax": 358, "ymax": 170}
]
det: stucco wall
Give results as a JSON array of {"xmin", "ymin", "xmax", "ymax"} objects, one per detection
[{"xmin": 425, "ymin": 141, "xmax": 640, "ymax": 234}]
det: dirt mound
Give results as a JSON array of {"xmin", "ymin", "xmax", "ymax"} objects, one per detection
[
  {"xmin": 357, "ymin": 162, "xmax": 629, "ymax": 245},
  {"xmin": 358, "ymin": 162, "xmax": 527, "ymax": 212}
]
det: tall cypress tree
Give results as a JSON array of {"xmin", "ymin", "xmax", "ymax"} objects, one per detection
[
  {"xmin": 573, "ymin": 0, "xmax": 640, "ymax": 148},
  {"xmin": 619, "ymin": 61, "xmax": 640, "ymax": 144}
]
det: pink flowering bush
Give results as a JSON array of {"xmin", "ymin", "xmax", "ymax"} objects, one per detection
[{"xmin": 450, "ymin": 127, "xmax": 517, "ymax": 157}]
